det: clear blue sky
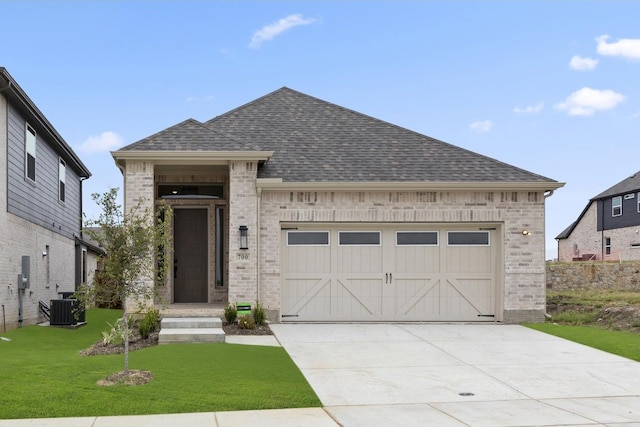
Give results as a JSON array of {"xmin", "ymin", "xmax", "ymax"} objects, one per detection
[{"xmin": 2, "ymin": 1, "xmax": 639, "ymax": 259}]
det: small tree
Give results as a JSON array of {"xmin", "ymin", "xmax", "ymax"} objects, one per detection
[{"xmin": 78, "ymin": 188, "xmax": 172, "ymax": 375}]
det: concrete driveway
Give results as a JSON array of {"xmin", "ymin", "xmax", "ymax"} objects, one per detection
[{"xmin": 270, "ymin": 323, "xmax": 640, "ymax": 427}]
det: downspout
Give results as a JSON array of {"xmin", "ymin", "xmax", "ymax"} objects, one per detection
[{"xmin": 256, "ymin": 186, "xmax": 261, "ymax": 303}]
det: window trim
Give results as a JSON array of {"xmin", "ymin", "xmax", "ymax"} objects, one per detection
[
  {"xmin": 395, "ymin": 231, "xmax": 439, "ymax": 246},
  {"xmin": 286, "ymin": 231, "xmax": 330, "ymax": 247},
  {"xmin": 58, "ymin": 158, "xmax": 66, "ymax": 203},
  {"xmin": 338, "ymin": 231, "xmax": 381, "ymax": 246},
  {"xmin": 25, "ymin": 123, "xmax": 36, "ymax": 182},
  {"xmin": 447, "ymin": 231, "xmax": 490, "ymax": 246},
  {"xmin": 612, "ymin": 196, "xmax": 622, "ymax": 217},
  {"xmin": 637, "ymin": 192, "xmax": 640, "ymax": 213}
]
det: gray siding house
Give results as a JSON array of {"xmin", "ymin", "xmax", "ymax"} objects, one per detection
[
  {"xmin": 0, "ymin": 68, "xmax": 92, "ymax": 330},
  {"xmin": 114, "ymin": 88, "xmax": 563, "ymax": 323},
  {"xmin": 556, "ymin": 171, "xmax": 640, "ymax": 261}
]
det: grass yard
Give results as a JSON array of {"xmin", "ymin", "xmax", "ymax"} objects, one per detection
[
  {"xmin": 0, "ymin": 309, "xmax": 321, "ymax": 419},
  {"xmin": 526, "ymin": 323, "xmax": 640, "ymax": 362}
]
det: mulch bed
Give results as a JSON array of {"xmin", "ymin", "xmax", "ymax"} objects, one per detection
[{"xmin": 81, "ymin": 321, "xmax": 272, "ymax": 357}]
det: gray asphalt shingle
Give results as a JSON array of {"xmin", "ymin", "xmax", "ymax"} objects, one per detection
[{"xmin": 120, "ymin": 87, "xmax": 559, "ymax": 184}]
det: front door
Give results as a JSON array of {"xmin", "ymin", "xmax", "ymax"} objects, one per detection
[{"xmin": 174, "ymin": 208, "xmax": 208, "ymax": 303}]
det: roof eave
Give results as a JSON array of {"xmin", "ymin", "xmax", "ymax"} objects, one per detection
[
  {"xmin": 0, "ymin": 68, "xmax": 91, "ymax": 178},
  {"xmin": 111, "ymin": 150, "xmax": 274, "ymax": 169},
  {"xmin": 257, "ymin": 179, "xmax": 565, "ymax": 192}
]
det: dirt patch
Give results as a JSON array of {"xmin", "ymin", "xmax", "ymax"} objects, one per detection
[
  {"xmin": 548, "ymin": 302, "xmax": 640, "ymax": 333},
  {"xmin": 97, "ymin": 369, "xmax": 153, "ymax": 386},
  {"xmin": 595, "ymin": 306, "xmax": 640, "ymax": 332}
]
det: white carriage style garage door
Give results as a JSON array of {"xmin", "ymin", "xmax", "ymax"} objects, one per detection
[{"xmin": 281, "ymin": 224, "xmax": 502, "ymax": 322}]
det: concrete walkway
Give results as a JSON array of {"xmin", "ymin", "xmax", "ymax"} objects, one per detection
[{"xmin": 2, "ymin": 324, "xmax": 640, "ymax": 426}]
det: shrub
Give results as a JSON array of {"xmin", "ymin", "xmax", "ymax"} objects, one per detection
[
  {"xmin": 139, "ymin": 306, "xmax": 160, "ymax": 339},
  {"xmin": 224, "ymin": 303, "xmax": 237, "ymax": 324},
  {"xmin": 253, "ymin": 302, "xmax": 266, "ymax": 325},
  {"xmin": 238, "ymin": 315, "xmax": 256, "ymax": 330},
  {"xmin": 102, "ymin": 316, "xmax": 134, "ymax": 346}
]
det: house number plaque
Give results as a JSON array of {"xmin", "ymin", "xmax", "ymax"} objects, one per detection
[{"xmin": 237, "ymin": 253, "xmax": 250, "ymax": 261}]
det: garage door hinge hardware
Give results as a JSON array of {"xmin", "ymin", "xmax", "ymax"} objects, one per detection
[
  {"xmin": 477, "ymin": 314, "xmax": 495, "ymax": 317},
  {"xmin": 281, "ymin": 314, "xmax": 299, "ymax": 318}
]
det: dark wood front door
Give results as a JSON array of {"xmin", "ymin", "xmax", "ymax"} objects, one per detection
[{"xmin": 174, "ymin": 209, "xmax": 208, "ymax": 303}]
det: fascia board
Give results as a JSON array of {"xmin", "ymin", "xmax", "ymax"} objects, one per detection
[
  {"xmin": 256, "ymin": 179, "xmax": 565, "ymax": 192},
  {"xmin": 111, "ymin": 150, "xmax": 274, "ymax": 166}
]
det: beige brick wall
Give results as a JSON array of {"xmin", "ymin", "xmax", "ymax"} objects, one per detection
[
  {"xmin": 0, "ymin": 214, "xmax": 76, "ymax": 330},
  {"xmin": 259, "ymin": 190, "xmax": 548, "ymax": 322},
  {"xmin": 122, "ymin": 161, "xmax": 155, "ymax": 308},
  {"xmin": 228, "ymin": 162, "xmax": 258, "ymax": 303},
  {"xmin": 558, "ymin": 202, "xmax": 640, "ymax": 262}
]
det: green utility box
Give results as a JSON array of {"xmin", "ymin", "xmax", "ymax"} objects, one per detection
[{"xmin": 236, "ymin": 302, "xmax": 252, "ymax": 317}]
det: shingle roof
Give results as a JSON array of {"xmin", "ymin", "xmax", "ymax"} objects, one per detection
[
  {"xmin": 591, "ymin": 171, "xmax": 640, "ymax": 200},
  {"xmin": 121, "ymin": 87, "xmax": 559, "ymax": 185},
  {"xmin": 120, "ymin": 118, "xmax": 258, "ymax": 151}
]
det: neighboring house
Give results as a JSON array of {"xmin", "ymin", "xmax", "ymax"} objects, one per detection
[
  {"xmin": 112, "ymin": 87, "xmax": 563, "ymax": 323},
  {"xmin": 556, "ymin": 171, "xmax": 640, "ymax": 262},
  {"xmin": 0, "ymin": 68, "xmax": 92, "ymax": 330}
]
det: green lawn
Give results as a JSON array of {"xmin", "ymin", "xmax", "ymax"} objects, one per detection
[
  {"xmin": 0, "ymin": 309, "xmax": 321, "ymax": 419},
  {"xmin": 526, "ymin": 323, "xmax": 640, "ymax": 362}
]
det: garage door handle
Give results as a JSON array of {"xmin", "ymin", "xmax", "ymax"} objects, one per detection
[
  {"xmin": 385, "ymin": 273, "xmax": 388, "ymax": 284},
  {"xmin": 389, "ymin": 273, "xmax": 392, "ymax": 284}
]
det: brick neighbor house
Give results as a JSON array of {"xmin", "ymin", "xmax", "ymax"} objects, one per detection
[
  {"xmin": 112, "ymin": 87, "xmax": 563, "ymax": 323},
  {"xmin": 556, "ymin": 171, "xmax": 640, "ymax": 262},
  {"xmin": 0, "ymin": 68, "xmax": 93, "ymax": 330}
]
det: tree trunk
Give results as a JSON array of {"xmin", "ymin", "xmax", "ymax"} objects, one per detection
[{"xmin": 123, "ymin": 296, "xmax": 129, "ymax": 373}]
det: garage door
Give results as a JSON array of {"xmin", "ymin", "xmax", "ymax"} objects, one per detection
[{"xmin": 281, "ymin": 224, "xmax": 501, "ymax": 322}]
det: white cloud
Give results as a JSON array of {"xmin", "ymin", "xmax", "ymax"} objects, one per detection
[
  {"xmin": 78, "ymin": 131, "xmax": 124, "ymax": 153},
  {"xmin": 514, "ymin": 103, "xmax": 544, "ymax": 114},
  {"xmin": 555, "ymin": 87, "xmax": 625, "ymax": 116},
  {"xmin": 569, "ymin": 55, "xmax": 598, "ymax": 70},
  {"xmin": 249, "ymin": 14, "xmax": 316, "ymax": 49},
  {"xmin": 596, "ymin": 34, "xmax": 640, "ymax": 60},
  {"xmin": 469, "ymin": 120, "xmax": 493, "ymax": 133}
]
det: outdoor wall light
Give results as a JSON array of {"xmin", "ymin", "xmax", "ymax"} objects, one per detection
[
  {"xmin": 239, "ymin": 225, "xmax": 248, "ymax": 250},
  {"xmin": 522, "ymin": 230, "xmax": 532, "ymax": 236}
]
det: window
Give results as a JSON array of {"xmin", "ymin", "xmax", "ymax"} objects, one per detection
[
  {"xmin": 338, "ymin": 231, "xmax": 381, "ymax": 246},
  {"xmin": 287, "ymin": 231, "xmax": 329, "ymax": 246},
  {"xmin": 447, "ymin": 231, "xmax": 490, "ymax": 246},
  {"xmin": 58, "ymin": 159, "xmax": 66, "ymax": 202},
  {"xmin": 638, "ymin": 192, "xmax": 640, "ymax": 213},
  {"xmin": 25, "ymin": 124, "xmax": 36, "ymax": 181},
  {"xmin": 396, "ymin": 231, "xmax": 438, "ymax": 246},
  {"xmin": 605, "ymin": 237, "xmax": 611, "ymax": 255},
  {"xmin": 612, "ymin": 196, "xmax": 622, "ymax": 217}
]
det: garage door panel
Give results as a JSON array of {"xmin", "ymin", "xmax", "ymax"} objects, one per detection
[
  {"xmin": 338, "ymin": 247, "xmax": 382, "ymax": 274},
  {"xmin": 281, "ymin": 225, "xmax": 500, "ymax": 322},
  {"xmin": 282, "ymin": 277, "xmax": 332, "ymax": 318},
  {"xmin": 446, "ymin": 247, "xmax": 492, "ymax": 273},
  {"xmin": 395, "ymin": 247, "xmax": 440, "ymax": 273},
  {"xmin": 391, "ymin": 278, "xmax": 440, "ymax": 319},
  {"xmin": 287, "ymin": 247, "xmax": 331, "ymax": 274},
  {"xmin": 336, "ymin": 278, "xmax": 383, "ymax": 318}
]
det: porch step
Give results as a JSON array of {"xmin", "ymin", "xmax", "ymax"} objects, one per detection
[
  {"xmin": 159, "ymin": 317, "xmax": 225, "ymax": 344},
  {"xmin": 161, "ymin": 317, "xmax": 222, "ymax": 329}
]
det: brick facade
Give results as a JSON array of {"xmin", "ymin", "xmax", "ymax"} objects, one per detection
[
  {"xmin": 121, "ymin": 156, "xmax": 549, "ymax": 323},
  {"xmin": 557, "ymin": 203, "xmax": 640, "ymax": 262},
  {"xmin": 259, "ymin": 189, "xmax": 547, "ymax": 323}
]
